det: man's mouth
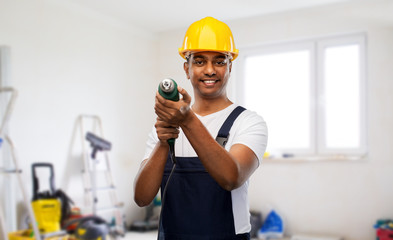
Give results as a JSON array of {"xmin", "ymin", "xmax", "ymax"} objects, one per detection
[{"xmin": 200, "ymin": 79, "xmax": 219, "ymax": 86}]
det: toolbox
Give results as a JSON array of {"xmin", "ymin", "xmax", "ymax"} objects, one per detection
[{"xmin": 377, "ymin": 228, "xmax": 393, "ymax": 240}]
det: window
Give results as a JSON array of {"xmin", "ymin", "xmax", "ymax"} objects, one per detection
[{"xmin": 237, "ymin": 34, "xmax": 367, "ymax": 159}]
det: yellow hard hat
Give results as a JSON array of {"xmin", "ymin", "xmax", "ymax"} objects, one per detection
[{"xmin": 179, "ymin": 17, "xmax": 239, "ymax": 61}]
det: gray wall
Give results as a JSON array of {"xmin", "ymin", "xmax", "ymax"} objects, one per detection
[
  {"xmin": 158, "ymin": 1, "xmax": 393, "ymax": 239},
  {"xmin": 1, "ymin": 0, "xmax": 392, "ymax": 239},
  {"xmin": 0, "ymin": 0, "xmax": 159, "ymax": 230}
]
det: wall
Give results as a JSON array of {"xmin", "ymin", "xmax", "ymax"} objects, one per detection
[
  {"xmin": 158, "ymin": 0, "xmax": 393, "ymax": 239},
  {"xmin": 0, "ymin": 0, "xmax": 158, "ymax": 230},
  {"xmin": 1, "ymin": 0, "xmax": 392, "ymax": 239}
]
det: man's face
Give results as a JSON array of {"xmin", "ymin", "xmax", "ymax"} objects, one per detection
[{"xmin": 184, "ymin": 51, "xmax": 232, "ymax": 100}]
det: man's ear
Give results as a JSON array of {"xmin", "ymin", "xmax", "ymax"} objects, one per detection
[{"xmin": 184, "ymin": 62, "xmax": 190, "ymax": 79}]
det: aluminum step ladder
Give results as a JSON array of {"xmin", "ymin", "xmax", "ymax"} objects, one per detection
[
  {"xmin": 0, "ymin": 87, "xmax": 41, "ymax": 240},
  {"xmin": 76, "ymin": 115, "xmax": 125, "ymax": 237}
]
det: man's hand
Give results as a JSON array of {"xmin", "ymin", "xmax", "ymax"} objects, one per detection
[
  {"xmin": 155, "ymin": 86, "xmax": 192, "ymax": 125},
  {"xmin": 155, "ymin": 117, "xmax": 179, "ymax": 144}
]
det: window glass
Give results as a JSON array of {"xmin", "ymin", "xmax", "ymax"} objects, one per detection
[
  {"xmin": 239, "ymin": 34, "xmax": 366, "ymax": 158},
  {"xmin": 324, "ymin": 45, "xmax": 360, "ymax": 148},
  {"xmin": 244, "ymin": 50, "xmax": 311, "ymax": 155}
]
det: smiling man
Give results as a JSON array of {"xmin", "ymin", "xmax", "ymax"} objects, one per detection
[{"xmin": 134, "ymin": 17, "xmax": 268, "ymax": 240}]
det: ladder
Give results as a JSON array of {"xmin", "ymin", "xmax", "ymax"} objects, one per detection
[
  {"xmin": 0, "ymin": 87, "xmax": 41, "ymax": 240},
  {"xmin": 75, "ymin": 115, "xmax": 125, "ymax": 237}
]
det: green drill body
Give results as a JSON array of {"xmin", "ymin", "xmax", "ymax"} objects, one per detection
[{"xmin": 158, "ymin": 78, "xmax": 179, "ymax": 146}]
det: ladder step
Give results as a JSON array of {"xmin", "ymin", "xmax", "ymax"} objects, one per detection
[
  {"xmin": 84, "ymin": 186, "xmax": 115, "ymax": 192},
  {"xmin": 82, "ymin": 169, "xmax": 111, "ymax": 174},
  {"xmin": 0, "ymin": 168, "xmax": 21, "ymax": 173},
  {"xmin": 96, "ymin": 204, "xmax": 123, "ymax": 212}
]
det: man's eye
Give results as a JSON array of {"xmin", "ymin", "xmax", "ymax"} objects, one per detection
[
  {"xmin": 215, "ymin": 60, "xmax": 227, "ymax": 66},
  {"xmin": 193, "ymin": 60, "xmax": 204, "ymax": 65}
]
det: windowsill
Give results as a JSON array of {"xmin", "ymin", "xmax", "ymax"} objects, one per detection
[{"xmin": 262, "ymin": 154, "xmax": 367, "ymax": 163}]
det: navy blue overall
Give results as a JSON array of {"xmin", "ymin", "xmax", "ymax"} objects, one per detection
[{"xmin": 159, "ymin": 106, "xmax": 250, "ymax": 240}]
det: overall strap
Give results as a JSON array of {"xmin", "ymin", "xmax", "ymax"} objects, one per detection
[{"xmin": 216, "ymin": 106, "xmax": 246, "ymax": 147}]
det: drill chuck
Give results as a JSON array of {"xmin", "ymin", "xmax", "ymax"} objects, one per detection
[
  {"xmin": 158, "ymin": 78, "xmax": 179, "ymax": 101},
  {"xmin": 160, "ymin": 79, "xmax": 175, "ymax": 93}
]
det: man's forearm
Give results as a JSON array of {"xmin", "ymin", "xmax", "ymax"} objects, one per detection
[
  {"xmin": 180, "ymin": 111, "xmax": 241, "ymax": 191},
  {"xmin": 134, "ymin": 142, "xmax": 169, "ymax": 206}
]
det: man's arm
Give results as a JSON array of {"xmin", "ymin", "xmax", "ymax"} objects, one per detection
[
  {"xmin": 180, "ymin": 112, "xmax": 259, "ymax": 191},
  {"xmin": 154, "ymin": 88, "xmax": 259, "ymax": 191},
  {"xmin": 133, "ymin": 118, "xmax": 179, "ymax": 207}
]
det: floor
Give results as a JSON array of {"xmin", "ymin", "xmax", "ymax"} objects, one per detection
[
  {"xmin": 123, "ymin": 230, "xmax": 158, "ymax": 240},
  {"xmin": 122, "ymin": 231, "xmax": 290, "ymax": 240}
]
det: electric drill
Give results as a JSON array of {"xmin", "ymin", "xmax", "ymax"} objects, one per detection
[{"xmin": 158, "ymin": 78, "xmax": 179, "ymax": 163}]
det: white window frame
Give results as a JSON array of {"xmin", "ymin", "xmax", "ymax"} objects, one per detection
[{"xmin": 236, "ymin": 33, "xmax": 367, "ymax": 160}]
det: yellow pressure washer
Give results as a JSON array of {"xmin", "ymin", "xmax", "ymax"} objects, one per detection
[
  {"xmin": 31, "ymin": 162, "xmax": 73, "ymax": 235},
  {"xmin": 31, "ymin": 163, "xmax": 61, "ymax": 234}
]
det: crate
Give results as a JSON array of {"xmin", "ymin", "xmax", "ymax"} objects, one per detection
[{"xmin": 377, "ymin": 228, "xmax": 393, "ymax": 240}]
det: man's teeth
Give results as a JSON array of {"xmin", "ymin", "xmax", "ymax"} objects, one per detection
[{"xmin": 204, "ymin": 80, "xmax": 216, "ymax": 84}]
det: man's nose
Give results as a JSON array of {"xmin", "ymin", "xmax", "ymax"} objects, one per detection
[{"xmin": 204, "ymin": 61, "xmax": 216, "ymax": 76}]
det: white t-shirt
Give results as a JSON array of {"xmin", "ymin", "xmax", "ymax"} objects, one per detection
[{"xmin": 143, "ymin": 104, "xmax": 268, "ymax": 234}]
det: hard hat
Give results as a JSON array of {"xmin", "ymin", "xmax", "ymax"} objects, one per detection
[{"xmin": 179, "ymin": 17, "xmax": 239, "ymax": 61}]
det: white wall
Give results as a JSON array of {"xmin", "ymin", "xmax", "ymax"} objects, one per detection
[
  {"xmin": 158, "ymin": 1, "xmax": 393, "ymax": 239},
  {"xmin": 0, "ymin": 0, "xmax": 158, "ymax": 230},
  {"xmin": 1, "ymin": 0, "xmax": 392, "ymax": 239}
]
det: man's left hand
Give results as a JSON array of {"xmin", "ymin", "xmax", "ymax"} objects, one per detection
[{"xmin": 154, "ymin": 86, "xmax": 192, "ymax": 125}]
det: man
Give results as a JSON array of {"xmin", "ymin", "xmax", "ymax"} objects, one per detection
[{"xmin": 134, "ymin": 17, "xmax": 267, "ymax": 240}]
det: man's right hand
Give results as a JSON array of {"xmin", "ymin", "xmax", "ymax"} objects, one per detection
[{"xmin": 155, "ymin": 117, "xmax": 179, "ymax": 144}]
